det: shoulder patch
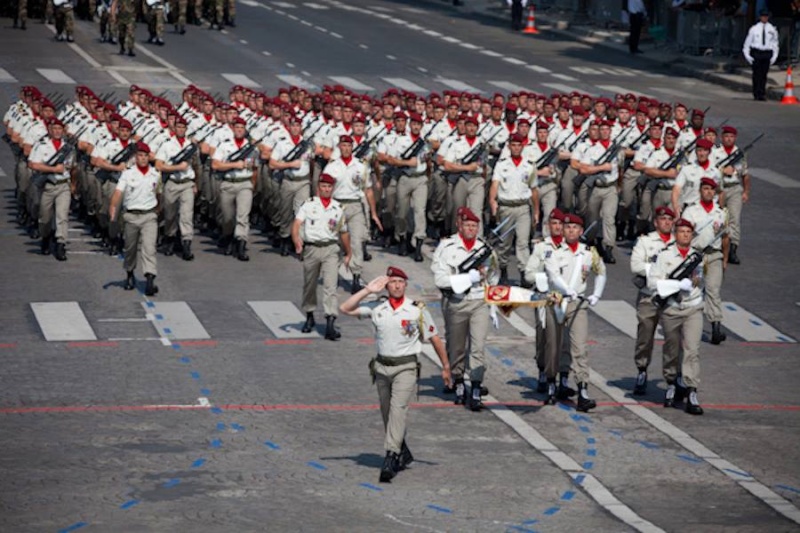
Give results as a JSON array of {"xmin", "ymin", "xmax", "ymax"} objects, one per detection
[{"xmin": 412, "ymin": 300, "xmax": 426, "ymax": 310}]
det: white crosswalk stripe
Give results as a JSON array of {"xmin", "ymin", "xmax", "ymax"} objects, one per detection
[
  {"xmin": 434, "ymin": 77, "xmax": 481, "ymax": 93},
  {"xmin": 550, "ymin": 73, "xmax": 579, "ymax": 82},
  {"xmin": 570, "ymin": 66, "xmax": 604, "ymax": 75},
  {"xmin": 143, "ymin": 302, "xmax": 210, "ymax": 340},
  {"xmin": 526, "ymin": 65, "xmax": 552, "ymax": 74},
  {"xmin": 748, "ymin": 168, "xmax": 800, "ymax": 189},
  {"xmin": 248, "ymin": 301, "xmax": 320, "ymax": 338},
  {"xmin": 329, "ymin": 76, "xmax": 375, "ymax": 91},
  {"xmin": 221, "ymin": 73, "xmax": 261, "ymax": 88},
  {"xmin": 303, "ymin": 2, "xmax": 329, "ymax": 8},
  {"xmin": 381, "ymin": 77, "xmax": 428, "ymax": 93},
  {"xmin": 31, "ymin": 302, "xmax": 96, "ymax": 341},
  {"xmin": 722, "ymin": 302, "xmax": 796, "ymax": 343},
  {"xmin": 599, "ymin": 67, "xmax": 636, "ymax": 76},
  {"xmin": 36, "ymin": 68, "xmax": 76, "ymax": 84},
  {"xmin": 0, "ymin": 68, "xmax": 18, "ymax": 83},
  {"xmin": 590, "ymin": 301, "xmax": 663, "ymax": 340},
  {"xmin": 488, "ymin": 81, "xmax": 531, "ymax": 93},
  {"xmin": 596, "ymin": 85, "xmax": 654, "ymax": 98},
  {"xmin": 276, "ymin": 74, "xmax": 318, "ymax": 90},
  {"xmin": 541, "ymin": 82, "xmax": 584, "ymax": 94}
]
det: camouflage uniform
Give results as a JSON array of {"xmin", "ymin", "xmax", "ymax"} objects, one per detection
[
  {"xmin": 170, "ymin": 0, "xmax": 187, "ymax": 31},
  {"xmin": 99, "ymin": 0, "xmax": 117, "ymax": 42},
  {"xmin": 116, "ymin": 0, "xmax": 136, "ymax": 54},
  {"xmin": 147, "ymin": 0, "xmax": 165, "ymax": 42},
  {"xmin": 15, "ymin": 0, "xmax": 27, "ymax": 29},
  {"xmin": 54, "ymin": 0, "xmax": 75, "ymax": 40},
  {"xmin": 213, "ymin": 0, "xmax": 234, "ymax": 27}
]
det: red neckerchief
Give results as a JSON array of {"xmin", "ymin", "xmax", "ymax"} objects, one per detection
[
  {"xmin": 234, "ymin": 138, "xmax": 246, "ymax": 149},
  {"xmin": 676, "ymin": 119, "xmax": 686, "ymax": 129},
  {"xmin": 700, "ymin": 199, "xmax": 714, "ymax": 213},
  {"xmin": 551, "ymin": 235, "xmax": 563, "ymax": 246},
  {"xmin": 159, "ymin": 119, "xmax": 168, "ymax": 128},
  {"xmin": 290, "ymin": 135, "xmax": 301, "ymax": 145},
  {"xmin": 447, "ymin": 119, "xmax": 457, "ymax": 129},
  {"xmin": 619, "ymin": 120, "xmax": 630, "ymax": 127},
  {"xmin": 559, "ymin": 119, "xmax": 569, "ymax": 128},
  {"xmin": 342, "ymin": 122, "xmax": 351, "ymax": 132},
  {"xmin": 567, "ymin": 241, "xmax": 580, "ymax": 253},
  {"xmin": 388, "ymin": 296, "xmax": 404, "ymax": 310},
  {"xmin": 137, "ymin": 165, "xmax": 149, "ymax": 174},
  {"xmin": 410, "ymin": 133, "xmax": 420, "ymax": 143},
  {"xmin": 461, "ymin": 235, "xmax": 476, "ymax": 251},
  {"xmin": 505, "ymin": 122, "xmax": 515, "ymax": 132},
  {"xmin": 465, "ymin": 136, "xmax": 477, "ymax": 147},
  {"xmin": 545, "ymin": 116, "xmax": 554, "ymax": 123},
  {"xmin": 176, "ymin": 137, "xmax": 186, "ymax": 147},
  {"xmin": 52, "ymin": 139, "xmax": 63, "ymax": 151},
  {"xmin": 658, "ymin": 232, "xmax": 672, "ymax": 243},
  {"xmin": 120, "ymin": 139, "xmax": 129, "ymax": 148},
  {"xmin": 573, "ymin": 126, "xmax": 583, "ymax": 135},
  {"xmin": 692, "ymin": 128, "xmax": 703, "ymax": 137},
  {"xmin": 650, "ymin": 138, "xmax": 662, "ymax": 149},
  {"xmin": 511, "ymin": 155, "xmax": 523, "ymax": 167},
  {"xmin": 353, "ymin": 135, "xmax": 363, "ymax": 144},
  {"xmin": 341, "ymin": 156, "xmax": 352, "ymax": 166},
  {"xmin": 385, "ymin": 122, "xmax": 393, "ymax": 131},
  {"xmin": 319, "ymin": 196, "xmax": 332, "ymax": 208},
  {"xmin": 637, "ymin": 123, "xmax": 646, "ymax": 132},
  {"xmin": 665, "ymin": 146, "xmax": 675, "ymax": 156},
  {"xmin": 599, "ymin": 139, "xmax": 611, "ymax": 149},
  {"xmin": 724, "ymin": 145, "xmax": 735, "ymax": 155},
  {"xmin": 537, "ymin": 141, "xmax": 548, "ymax": 152},
  {"xmin": 699, "ymin": 160, "xmax": 710, "ymax": 170},
  {"xmin": 677, "ymin": 245, "xmax": 690, "ymax": 258}
]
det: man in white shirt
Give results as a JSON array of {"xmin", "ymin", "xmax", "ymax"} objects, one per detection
[{"xmin": 742, "ymin": 9, "xmax": 780, "ymax": 101}]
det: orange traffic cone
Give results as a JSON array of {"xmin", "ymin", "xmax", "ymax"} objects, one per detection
[
  {"xmin": 780, "ymin": 66, "xmax": 799, "ymax": 105},
  {"xmin": 523, "ymin": 4, "xmax": 539, "ymax": 34}
]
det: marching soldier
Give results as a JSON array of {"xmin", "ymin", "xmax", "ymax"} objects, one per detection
[
  {"xmin": 671, "ymin": 138, "xmax": 721, "ymax": 216},
  {"xmin": 146, "ymin": 0, "xmax": 166, "ymax": 46},
  {"xmin": 441, "ymin": 117, "xmax": 486, "ymax": 233},
  {"xmin": 155, "ymin": 116, "xmax": 196, "ymax": 260},
  {"xmin": 543, "ymin": 213, "xmax": 607, "ymax": 412},
  {"xmin": 681, "ymin": 178, "xmax": 729, "ymax": 345},
  {"xmin": 53, "ymin": 0, "xmax": 75, "ymax": 42},
  {"xmin": 211, "ymin": 117, "xmax": 258, "ymax": 261},
  {"xmin": 617, "ymin": 104, "xmax": 649, "ymax": 242},
  {"xmin": 27, "ymin": 118, "xmax": 77, "ymax": 261},
  {"xmin": 431, "ymin": 207, "xmax": 499, "ymax": 411},
  {"xmin": 112, "ymin": 0, "xmax": 137, "ymax": 56},
  {"xmin": 14, "ymin": 0, "xmax": 28, "ymax": 29},
  {"xmin": 339, "ymin": 267, "xmax": 451, "ymax": 483},
  {"xmin": 711, "ymin": 126, "xmax": 749, "ymax": 265},
  {"xmin": 631, "ymin": 120, "xmax": 664, "ymax": 234},
  {"xmin": 109, "ymin": 142, "xmax": 161, "ymax": 297},
  {"xmin": 292, "ymin": 173, "xmax": 352, "ymax": 341},
  {"xmin": 648, "ymin": 218, "xmax": 705, "ymax": 414},
  {"xmin": 640, "ymin": 126, "xmax": 680, "ymax": 228},
  {"xmin": 488, "ymin": 133, "xmax": 538, "ymax": 286},
  {"xmin": 630, "ymin": 206, "xmax": 675, "ymax": 395},
  {"xmin": 524, "ymin": 122, "xmax": 558, "ymax": 236},
  {"xmin": 554, "ymin": 106, "xmax": 587, "ymax": 213},
  {"xmin": 580, "ymin": 120, "xmax": 620, "ymax": 264}
]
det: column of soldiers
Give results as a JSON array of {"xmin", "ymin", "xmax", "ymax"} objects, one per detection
[{"xmin": 4, "ymin": 83, "xmax": 756, "ymax": 414}]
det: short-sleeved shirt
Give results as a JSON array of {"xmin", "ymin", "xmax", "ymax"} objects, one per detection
[
  {"xmin": 324, "ymin": 156, "xmax": 371, "ymax": 201},
  {"xmin": 29, "ymin": 136, "xmax": 72, "ymax": 182},
  {"xmin": 116, "ymin": 165, "xmax": 160, "ymax": 211},
  {"xmin": 682, "ymin": 202, "xmax": 728, "ymax": 252},
  {"xmin": 271, "ymin": 136, "xmax": 312, "ymax": 178},
  {"xmin": 581, "ymin": 141, "xmax": 619, "ymax": 186},
  {"xmin": 491, "ymin": 156, "xmax": 537, "ymax": 201},
  {"xmin": 356, "ymin": 298, "xmax": 438, "ymax": 357},
  {"xmin": 212, "ymin": 138, "xmax": 255, "ymax": 180},
  {"xmin": 674, "ymin": 161, "xmax": 722, "ymax": 208},
  {"xmin": 156, "ymin": 136, "xmax": 196, "ymax": 181},
  {"xmin": 710, "ymin": 145, "xmax": 748, "ymax": 188},
  {"xmin": 295, "ymin": 196, "xmax": 347, "ymax": 243}
]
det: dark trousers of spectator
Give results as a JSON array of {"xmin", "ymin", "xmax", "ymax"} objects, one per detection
[
  {"xmin": 751, "ymin": 49, "xmax": 772, "ymax": 100},
  {"xmin": 628, "ymin": 12, "xmax": 644, "ymax": 53},
  {"xmin": 511, "ymin": 0, "xmax": 523, "ymax": 30}
]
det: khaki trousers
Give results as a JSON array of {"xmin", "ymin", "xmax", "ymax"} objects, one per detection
[
  {"xmin": 340, "ymin": 202, "xmax": 366, "ymax": 276},
  {"xmin": 82, "ymin": 168, "xmax": 102, "ymax": 217},
  {"xmin": 442, "ymin": 297, "xmax": 489, "ymax": 382},
  {"xmin": 302, "ymin": 243, "xmax": 339, "ymax": 316},
  {"xmin": 381, "ymin": 175, "xmax": 398, "ymax": 236},
  {"xmin": 449, "ymin": 176, "xmax": 484, "ymax": 233},
  {"xmin": 163, "ymin": 179, "xmax": 195, "ymax": 240},
  {"xmin": 395, "ymin": 174, "xmax": 427, "ymax": 241},
  {"xmin": 542, "ymin": 306, "xmax": 573, "ymax": 378},
  {"xmin": 101, "ymin": 179, "xmax": 124, "ymax": 238},
  {"xmin": 539, "ymin": 180, "xmax": 558, "ymax": 237},
  {"xmin": 588, "ymin": 185, "xmax": 619, "ymax": 244},
  {"xmin": 427, "ymin": 170, "xmax": 448, "ymax": 227},
  {"xmin": 495, "ymin": 203, "xmax": 531, "ymax": 272},
  {"xmin": 375, "ymin": 360, "xmax": 417, "ymax": 454},
  {"xmin": 277, "ymin": 177, "xmax": 309, "ymax": 238},
  {"xmin": 620, "ymin": 167, "xmax": 640, "ymax": 221},
  {"xmin": 556, "ymin": 300, "xmax": 590, "ymax": 383},
  {"xmin": 219, "ymin": 179, "xmax": 252, "ymax": 241},
  {"xmin": 16, "ymin": 160, "xmax": 31, "ymax": 215},
  {"xmin": 723, "ymin": 183, "xmax": 743, "ymax": 246},
  {"xmin": 123, "ymin": 211, "xmax": 158, "ymax": 275},
  {"xmin": 633, "ymin": 293, "xmax": 673, "ymax": 379},
  {"xmin": 559, "ymin": 164, "xmax": 578, "ymax": 211},
  {"xmin": 661, "ymin": 304, "xmax": 703, "ymax": 388},
  {"xmin": 38, "ymin": 181, "xmax": 70, "ymax": 243},
  {"xmin": 704, "ymin": 250, "xmax": 724, "ymax": 323}
]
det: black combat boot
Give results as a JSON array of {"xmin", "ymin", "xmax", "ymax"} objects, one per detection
[
  {"xmin": 413, "ymin": 238, "xmax": 424, "ymax": 262},
  {"xmin": 351, "ymin": 274, "xmax": 363, "ymax": 294},
  {"xmin": 728, "ymin": 244, "xmax": 740, "ymax": 265},
  {"xmin": 576, "ymin": 382, "xmax": 597, "ymax": 412},
  {"xmin": 544, "ymin": 380, "xmax": 557, "ymax": 405},
  {"xmin": 362, "ymin": 241, "xmax": 372, "ymax": 261},
  {"xmin": 615, "ymin": 219, "xmax": 626, "ymax": 242},
  {"xmin": 227, "ymin": 16, "xmax": 236, "ymax": 27},
  {"xmin": 663, "ymin": 382, "xmax": 677, "ymax": 408},
  {"xmin": 556, "ymin": 372, "xmax": 576, "ymax": 400},
  {"xmin": 625, "ymin": 219, "xmax": 637, "ymax": 241},
  {"xmin": 41, "ymin": 235, "xmax": 51, "ymax": 256},
  {"xmin": 301, "ymin": 312, "xmax": 315, "ymax": 333},
  {"xmin": 454, "ymin": 379, "xmax": 465, "ymax": 405},
  {"xmin": 324, "ymin": 315, "xmax": 341, "ymax": 341},
  {"xmin": 144, "ymin": 274, "xmax": 158, "ymax": 296},
  {"xmin": 684, "ymin": 387, "xmax": 704, "ymax": 415},
  {"xmin": 280, "ymin": 237, "xmax": 290, "ymax": 257},
  {"xmin": 124, "ymin": 271, "xmax": 135, "ymax": 291},
  {"xmin": 633, "ymin": 368, "xmax": 647, "ymax": 396},
  {"xmin": 536, "ymin": 370, "xmax": 547, "ymax": 393},
  {"xmin": 54, "ymin": 242, "xmax": 67, "ymax": 261},
  {"xmin": 225, "ymin": 239, "xmax": 235, "ymax": 257},
  {"xmin": 182, "ymin": 240, "xmax": 194, "ymax": 261},
  {"xmin": 498, "ymin": 267, "xmax": 508, "ymax": 286},
  {"xmin": 163, "ymin": 236, "xmax": 175, "ymax": 256},
  {"xmin": 710, "ymin": 322, "xmax": 726, "ymax": 345},
  {"xmin": 468, "ymin": 381, "xmax": 483, "ymax": 412},
  {"xmin": 379, "ymin": 451, "xmax": 399, "ymax": 483},
  {"xmin": 236, "ymin": 239, "xmax": 249, "ymax": 261},
  {"xmin": 109, "ymin": 237, "xmax": 122, "ymax": 256},
  {"xmin": 398, "ymin": 440, "xmax": 414, "ymax": 470},
  {"xmin": 397, "ymin": 235, "xmax": 408, "ymax": 257}
]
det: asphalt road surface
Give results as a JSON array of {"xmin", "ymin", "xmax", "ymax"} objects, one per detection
[{"xmin": 1, "ymin": 1, "xmax": 800, "ymax": 531}]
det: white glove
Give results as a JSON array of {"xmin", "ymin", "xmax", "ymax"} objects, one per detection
[
  {"xmin": 489, "ymin": 306, "xmax": 500, "ymax": 329},
  {"xmin": 587, "ymin": 295, "xmax": 599, "ymax": 307},
  {"xmin": 744, "ymin": 54, "xmax": 753, "ymax": 65},
  {"xmin": 468, "ymin": 269, "xmax": 481, "ymax": 284},
  {"xmin": 567, "ymin": 289, "xmax": 578, "ymax": 301},
  {"xmin": 679, "ymin": 278, "xmax": 693, "ymax": 291}
]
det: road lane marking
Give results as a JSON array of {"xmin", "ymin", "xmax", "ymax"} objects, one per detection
[
  {"xmin": 550, "ymin": 73, "xmax": 579, "ymax": 81},
  {"xmin": 542, "ymin": 82, "xmax": 584, "ymax": 94},
  {"xmin": 303, "ymin": 2, "xmax": 329, "ymax": 8},
  {"xmin": 262, "ymin": 50, "xmax": 272, "ymax": 56},
  {"xmin": 748, "ymin": 167, "xmax": 800, "ymax": 189},
  {"xmin": 503, "ymin": 57, "xmax": 527, "ymax": 66},
  {"xmin": 596, "ymin": 85, "xmax": 654, "ymax": 98},
  {"xmin": 488, "ymin": 81, "xmax": 530, "ymax": 93},
  {"xmin": 31, "ymin": 302, "xmax": 96, "ymax": 341},
  {"xmin": 570, "ymin": 66, "xmax": 604, "ymax": 75},
  {"xmin": 382, "ymin": 78, "xmax": 428, "ymax": 92},
  {"xmin": 330, "ymin": 31, "xmax": 343, "ymax": 38},
  {"xmin": 0, "ymin": 68, "xmax": 18, "ymax": 83},
  {"xmin": 589, "ymin": 300, "xmax": 662, "ymax": 340},
  {"xmin": 329, "ymin": 76, "xmax": 374, "ymax": 91},
  {"xmin": 480, "ymin": 50, "xmax": 502, "ymax": 57},
  {"xmin": 434, "ymin": 77, "xmax": 481, "ymax": 93},
  {"xmin": 134, "ymin": 45, "xmax": 194, "ymax": 85},
  {"xmin": 142, "ymin": 302, "xmax": 210, "ymax": 340},
  {"xmin": 386, "ymin": 55, "xmax": 397, "ymax": 60},
  {"xmin": 276, "ymin": 74, "xmax": 318, "ymax": 89},
  {"xmin": 248, "ymin": 301, "xmax": 321, "ymax": 338},
  {"xmin": 221, "ymin": 73, "xmax": 261, "ymax": 87},
  {"xmin": 36, "ymin": 69, "xmax": 76, "ymax": 84},
  {"xmin": 721, "ymin": 302, "xmax": 796, "ymax": 343},
  {"xmin": 526, "ymin": 65, "xmax": 551, "ymax": 73}
]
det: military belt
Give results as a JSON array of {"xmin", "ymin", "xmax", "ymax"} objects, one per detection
[
  {"xmin": 498, "ymin": 199, "xmax": 529, "ymax": 207},
  {"xmin": 126, "ymin": 208, "xmax": 156, "ymax": 215},
  {"xmin": 375, "ymin": 354, "xmax": 418, "ymax": 366},
  {"xmin": 285, "ymin": 174, "xmax": 310, "ymax": 182},
  {"xmin": 223, "ymin": 177, "xmax": 251, "ymax": 183},
  {"xmin": 304, "ymin": 240, "xmax": 337, "ymax": 247},
  {"xmin": 335, "ymin": 198, "xmax": 361, "ymax": 204}
]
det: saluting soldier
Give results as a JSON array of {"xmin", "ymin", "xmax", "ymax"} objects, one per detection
[
  {"xmin": 109, "ymin": 142, "xmax": 161, "ymax": 297},
  {"xmin": 630, "ymin": 206, "xmax": 675, "ymax": 395},
  {"xmin": 340, "ymin": 267, "xmax": 451, "ymax": 483},
  {"xmin": 292, "ymin": 173, "xmax": 352, "ymax": 341}
]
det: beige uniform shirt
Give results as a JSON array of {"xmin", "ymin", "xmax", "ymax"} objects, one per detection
[
  {"xmin": 116, "ymin": 165, "xmax": 161, "ymax": 211},
  {"xmin": 271, "ymin": 136, "xmax": 312, "ymax": 178},
  {"xmin": 544, "ymin": 242, "xmax": 606, "ymax": 297},
  {"xmin": 491, "ymin": 156, "xmax": 537, "ymax": 202},
  {"xmin": 710, "ymin": 145, "xmax": 748, "ymax": 188},
  {"xmin": 524, "ymin": 236, "xmax": 562, "ymax": 281},
  {"xmin": 324, "ymin": 156, "xmax": 371, "ymax": 201},
  {"xmin": 29, "ymin": 137, "xmax": 72, "ymax": 182},
  {"xmin": 682, "ymin": 202, "xmax": 728, "ymax": 252},
  {"xmin": 356, "ymin": 298, "xmax": 438, "ymax": 357},
  {"xmin": 644, "ymin": 146, "xmax": 680, "ymax": 188},
  {"xmin": 648, "ymin": 245, "xmax": 704, "ymax": 310},
  {"xmin": 296, "ymin": 196, "xmax": 347, "ymax": 243},
  {"xmin": 631, "ymin": 232, "xmax": 675, "ymax": 295},
  {"xmin": 441, "ymin": 136, "xmax": 484, "ymax": 178},
  {"xmin": 384, "ymin": 132, "xmax": 428, "ymax": 176},
  {"xmin": 212, "ymin": 139, "xmax": 255, "ymax": 180},
  {"xmin": 431, "ymin": 235, "xmax": 499, "ymax": 300},
  {"xmin": 581, "ymin": 141, "xmax": 619, "ymax": 186},
  {"xmin": 674, "ymin": 161, "xmax": 722, "ymax": 208},
  {"xmin": 156, "ymin": 137, "xmax": 196, "ymax": 181}
]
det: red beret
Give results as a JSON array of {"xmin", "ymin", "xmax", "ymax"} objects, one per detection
[
  {"xmin": 571, "ymin": 106, "xmax": 586, "ymax": 116},
  {"xmin": 721, "ymin": 126, "xmax": 738, "ymax": 135},
  {"xmin": 549, "ymin": 207, "xmax": 565, "ymax": 221},
  {"xmin": 407, "ymin": 112, "xmax": 423, "ymax": 123},
  {"xmin": 563, "ymin": 213, "xmax": 584, "ymax": 226},
  {"xmin": 664, "ymin": 127, "xmax": 679, "ymax": 138},
  {"xmin": 505, "ymin": 103, "xmax": 518, "ymax": 112},
  {"xmin": 675, "ymin": 218, "xmax": 694, "ymax": 230},
  {"xmin": 509, "ymin": 133, "xmax": 526, "ymax": 143},
  {"xmin": 319, "ymin": 173, "xmax": 336, "ymax": 185},
  {"xmin": 691, "ymin": 109, "xmax": 705, "ymax": 118},
  {"xmin": 457, "ymin": 206, "xmax": 480, "ymax": 223},
  {"xmin": 339, "ymin": 134, "xmax": 353, "ymax": 144},
  {"xmin": 386, "ymin": 266, "xmax": 408, "ymax": 280},
  {"xmin": 129, "ymin": 84, "xmax": 141, "ymax": 93},
  {"xmin": 617, "ymin": 103, "xmax": 631, "ymax": 111},
  {"xmin": 636, "ymin": 104, "xmax": 649, "ymax": 114},
  {"xmin": 675, "ymin": 102, "xmax": 688, "ymax": 110},
  {"xmin": 118, "ymin": 119, "xmax": 133, "ymax": 130},
  {"xmin": 232, "ymin": 117, "xmax": 246, "ymax": 126},
  {"xmin": 174, "ymin": 116, "xmax": 188, "ymax": 126},
  {"xmin": 136, "ymin": 141, "xmax": 150, "ymax": 153},
  {"xmin": 536, "ymin": 121, "xmax": 549, "ymax": 131},
  {"xmin": 517, "ymin": 118, "xmax": 531, "ymax": 126},
  {"xmin": 695, "ymin": 138, "xmax": 713, "ymax": 150},
  {"xmin": 599, "ymin": 120, "xmax": 614, "ymax": 128},
  {"xmin": 655, "ymin": 206, "xmax": 676, "ymax": 218},
  {"xmin": 705, "ymin": 127, "xmax": 717, "ymax": 134},
  {"xmin": 700, "ymin": 177, "xmax": 717, "ymax": 189},
  {"xmin": 47, "ymin": 117, "xmax": 64, "ymax": 128},
  {"xmin": 446, "ymin": 100, "xmax": 459, "ymax": 108},
  {"xmin": 231, "ymin": 85, "xmax": 244, "ymax": 92},
  {"xmin": 40, "ymin": 99, "xmax": 55, "ymax": 110},
  {"xmin": 433, "ymin": 102, "xmax": 446, "ymax": 110},
  {"xmin": 352, "ymin": 113, "xmax": 366, "ymax": 123},
  {"xmin": 464, "ymin": 116, "xmax": 478, "ymax": 126}
]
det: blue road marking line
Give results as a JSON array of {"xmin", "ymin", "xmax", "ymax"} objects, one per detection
[
  {"xmin": 190, "ymin": 372, "xmax": 201, "ymax": 380},
  {"xmin": 522, "ymin": 519, "xmax": 538, "ymax": 525},
  {"xmin": 724, "ymin": 468, "xmax": 752, "ymax": 478},
  {"xmin": 230, "ymin": 423, "xmax": 245, "ymax": 431},
  {"xmin": 172, "ymin": 344, "xmax": 181, "ymax": 350},
  {"xmin": 210, "ymin": 407, "xmax": 223, "ymax": 414},
  {"xmin": 578, "ymin": 426, "xmax": 590, "ymax": 433},
  {"xmin": 488, "ymin": 347, "xmax": 501, "ymax": 356},
  {"xmin": 515, "ymin": 370, "xmax": 527, "ymax": 377},
  {"xmin": 501, "ymin": 358, "xmax": 514, "ymax": 366},
  {"xmin": 307, "ymin": 461, "xmax": 327, "ymax": 470},
  {"xmin": 191, "ymin": 458, "xmax": 206, "ymax": 468},
  {"xmin": 179, "ymin": 357, "xmax": 191, "ymax": 364},
  {"xmin": 557, "ymin": 403, "xmax": 573, "ymax": 412},
  {"xmin": 724, "ymin": 304, "xmax": 736, "ymax": 311},
  {"xmin": 119, "ymin": 499, "xmax": 140, "ymax": 509},
  {"xmin": 426, "ymin": 504, "xmax": 452, "ymax": 514},
  {"xmin": 216, "ymin": 422, "xmax": 226, "ymax": 431},
  {"xmin": 583, "ymin": 461, "xmax": 594, "ymax": 470},
  {"xmin": 155, "ymin": 314, "xmax": 163, "ymax": 320},
  {"xmin": 201, "ymin": 388, "xmax": 211, "ymax": 395},
  {"xmin": 586, "ymin": 437, "xmax": 596, "ymax": 444},
  {"xmin": 608, "ymin": 429, "xmax": 623, "ymax": 437},
  {"xmin": 638, "ymin": 441, "xmax": 660, "ymax": 449},
  {"xmin": 507, "ymin": 526, "xmax": 537, "ymax": 533},
  {"xmin": 574, "ymin": 474, "xmax": 586, "ymax": 485},
  {"xmin": 777, "ymin": 335, "xmax": 791, "ymax": 342},
  {"xmin": 586, "ymin": 449, "xmax": 597, "ymax": 457},
  {"xmin": 359, "ymin": 482, "xmax": 383, "ymax": 492},
  {"xmin": 58, "ymin": 522, "xmax": 88, "ymax": 533},
  {"xmin": 677, "ymin": 454, "xmax": 703, "ymax": 464},
  {"xmin": 263, "ymin": 441, "xmax": 281, "ymax": 450},
  {"xmin": 543, "ymin": 506, "xmax": 560, "ymax": 516},
  {"xmin": 146, "ymin": 302, "xmax": 155, "ymax": 308},
  {"xmin": 210, "ymin": 439, "xmax": 222, "ymax": 448},
  {"xmin": 776, "ymin": 484, "xmax": 800, "ymax": 494},
  {"xmin": 560, "ymin": 490, "xmax": 576, "ymax": 501},
  {"xmin": 163, "ymin": 478, "xmax": 180, "ymax": 488},
  {"xmin": 570, "ymin": 414, "xmax": 592, "ymax": 423},
  {"xmin": 749, "ymin": 319, "xmax": 762, "ymax": 326},
  {"xmin": 163, "ymin": 328, "xmax": 172, "ymax": 334}
]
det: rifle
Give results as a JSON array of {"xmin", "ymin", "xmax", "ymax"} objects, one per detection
[
  {"xmin": 168, "ymin": 140, "xmax": 199, "ymax": 167},
  {"xmin": 594, "ymin": 125, "xmax": 634, "ymax": 166},
  {"xmin": 651, "ymin": 251, "xmax": 704, "ymax": 308},
  {"xmin": 442, "ymin": 128, "xmax": 502, "ymax": 185},
  {"xmin": 229, "ymin": 133, "xmax": 268, "ymax": 163},
  {"xmin": 271, "ymin": 122, "xmax": 324, "ymax": 183},
  {"xmin": 715, "ymin": 133, "xmax": 764, "ymax": 169},
  {"xmin": 353, "ymin": 127, "xmax": 387, "ymax": 159},
  {"xmin": 578, "ymin": 219, "xmax": 600, "ymax": 247},
  {"xmin": 382, "ymin": 127, "xmax": 437, "ymax": 181},
  {"xmin": 95, "ymin": 141, "xmax": 137, "ymax": 181},
  {"xmin": 449, "ymin": 217, "xmax": 516, "ymax": 294},
  {"xmin": 566, "ymin": 129, "xmax": 589, "ymax": 152},
  {"xmin": 44, "ymin": 125, "xmax": 88, "ymax": 166}
]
